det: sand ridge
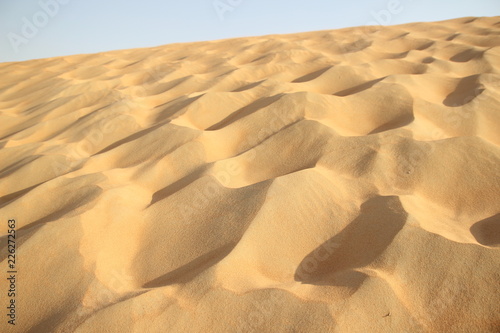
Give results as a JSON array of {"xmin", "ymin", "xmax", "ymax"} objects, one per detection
[{"xmin": 0, "ymin": 16, "xmax": 499, "ymax": 332}]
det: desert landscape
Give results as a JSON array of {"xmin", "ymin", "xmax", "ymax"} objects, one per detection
[{"xmin": 0, "ymin": 16, "xmax": 499, "ymax": 332}]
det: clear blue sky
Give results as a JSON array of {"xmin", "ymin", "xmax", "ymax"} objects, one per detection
[{"xmin": 1, "ymin": 0, "xmax": 499, "ymax": 63}]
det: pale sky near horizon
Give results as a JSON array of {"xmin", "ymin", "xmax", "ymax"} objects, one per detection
[{"xmin": 0, "ymin": 0, "xmax": 499, "ymax": 63}]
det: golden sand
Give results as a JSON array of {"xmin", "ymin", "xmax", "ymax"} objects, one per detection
[{"xmin": 0, "ymin": 16, "xmax": 499, "ymax": 332}]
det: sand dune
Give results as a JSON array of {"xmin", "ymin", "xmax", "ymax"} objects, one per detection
[{"xmin": 1, "ymin": 16, "xmax": 500, "ymax": 332}]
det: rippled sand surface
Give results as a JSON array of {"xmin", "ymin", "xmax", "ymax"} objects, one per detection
[{"xmin": 0, "ymin": 16, "xmax": 499, "ymax": 332}]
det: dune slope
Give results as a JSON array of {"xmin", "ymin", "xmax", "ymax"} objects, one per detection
[{"xmin": 1, "ymin": 16, "xmax": 500, "ymax": 332}]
